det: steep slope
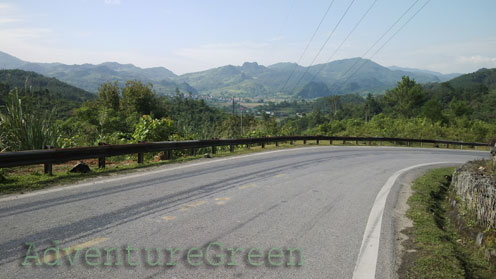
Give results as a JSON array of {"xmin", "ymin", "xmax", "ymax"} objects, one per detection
[{"xmin": 0, "ymin": 69, "xmax": 95, "ymax": 118}]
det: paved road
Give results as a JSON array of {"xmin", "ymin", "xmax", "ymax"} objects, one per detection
[{"xmin": 0, "ymin": 146, "xmax": 489, "ymax": 278}]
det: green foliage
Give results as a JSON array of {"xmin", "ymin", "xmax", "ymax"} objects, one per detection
[
  {"xmin": 131, "ymin": 115, "xmax": 174, "ymax": 143},
  {"xmin": 383, "ymin": 76, "xmax": 425, "ymax": 117},
  {"xmin": 98, "ymin": 81, "xmax": 120, "ymax": 110},
  {"xmin": 0, "ymin": 88, "xmax": 58, "ymax": 151},
  {"xmin": 121, "ymin": 80, "xmax": 159, "ymax": 116},
  {"xmin": 0, "ymin": 69, "xmax": 95, "ymax": 118}
]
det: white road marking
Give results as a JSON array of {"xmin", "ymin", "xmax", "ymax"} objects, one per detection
[
  {"xmin": 352, "ymin": 161, "xmax": 462, "ymax": 279},
  {"xmin": 0, "ymin": 146, "xmax": 482, "ymax": 203}
]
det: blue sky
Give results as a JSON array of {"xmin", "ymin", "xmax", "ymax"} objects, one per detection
[{"xmin": 0, "ymin": 0, "xmax": 495, "ymax": 74}]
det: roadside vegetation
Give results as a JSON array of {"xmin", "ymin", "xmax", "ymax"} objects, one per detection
[
  {"xmin": 399, "ymin": 167, "xmax": 496, "ymax": 278},
  {"xmin": 0, "ymin": 69, "xmax": 495, "ymax": 193}
]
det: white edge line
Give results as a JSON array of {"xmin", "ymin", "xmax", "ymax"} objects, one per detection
[
  {"xmin": 1, "ymin": 146, "xmax": 484, "ymax": 203},
  {"xmin": 351, "ymin": 161, "xmax": 463, "ymax": 279}
]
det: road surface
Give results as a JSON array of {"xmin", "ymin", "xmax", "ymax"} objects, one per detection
[{"xmin": 0, "ymin": 146, "xmax": 489, "ymax": 278}]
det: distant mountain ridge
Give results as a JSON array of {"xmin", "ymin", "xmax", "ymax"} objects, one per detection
[
  {"xmin": 0, "ymin": 51, "xmax": 464, "ymax": 99},
  {"xmin": 387, "ymin": 66, "xmax": 462, "ymax": 81},
  {"xmin": 0, "ymin": 51, "xmax": 192, "ymax": 95}
]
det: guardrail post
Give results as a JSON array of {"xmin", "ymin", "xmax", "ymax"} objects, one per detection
[
  {"xmin": 246, "ymin": 144, "xmax": 250, "ymax": 149},
  {"xmin": 290, "ymin": 140, "xmax": 294, "ymax": 145},
  {"xmin": 276, "ymin": 141, "xmax": 279, "ymax": 147},
  {"xmin": 343, "ymin": 140, "xmax": 346, "ymax": 144},
  {"xmin": 44, "ymin": 145, "xmax": 53, "ymax": 176},
  {"xmin": 303, "ymin": 140, "xmax": 307, "ymax": 145},
  {"xmin": 166, "ymin": 150, "xmax": 172, "ymax": 160},
  {"xmin": 137, "ymin": 152, "xmax": 144, "ymax": 164},
  {"xmin": 212, "ymin": 146, "xmax": 217, "ymax": 154},
  {"xmin": 230, "ymin": 145, "xmax": 234, "ymax": 152},
  {"xmin": 447, "ymin": 143, "xmax": 450, "ymax": 148},
  {"xmin": 98, "ymin": 142, "xmax": 106, "ymax": 169},
  {"xmin": 191, "ymin": 148, "xmax": 197, "ymax": 156},
  {"xmin": 261, "ymin": 142, "xmax": 265, "ymax": 149},
  {"xmin": 316, "ymin": 139, "xmax": 319, "ymax": 145},
  {"xmin": 355, "ymin": 140, "xmax": 358, "ymax": 145},
  {"xmin": 330, "ymin": 139, "xmax": 333, "ymax": 145}
]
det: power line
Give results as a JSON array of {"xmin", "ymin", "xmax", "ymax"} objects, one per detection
[
  {"xmin": 337, "ymin": 0, "xmax": 431, "ymax": 90},
  {"xmin": 279, "ymin": 0, "xmax": 336, "ymax": 92},
  {"xmin": 290, "ymin": 0, "xmax": 358, "ymax": 94},
  {"xmin": 309, "ymin": 0, "xmax": 379, "ymax": 83},
  {"xmin": 336, "ymin": 0, "xmax": 421, "ymax": 82}
]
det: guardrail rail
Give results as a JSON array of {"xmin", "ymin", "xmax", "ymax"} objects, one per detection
[{"xmin": 0, "ymin": 136, "xmax": 489, "ymax": 175}]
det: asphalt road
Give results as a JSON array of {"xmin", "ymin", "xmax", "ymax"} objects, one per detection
[{"xmin": 0, "ymin": 146, "xmax": 489, "ymax": 279}]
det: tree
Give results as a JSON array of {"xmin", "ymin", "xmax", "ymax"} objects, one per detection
[
  {"xmin": 421, "ymin": 99, "xmax": 445, "ymax": 123},
  {"xmin": 98, "ymin": 81, "xmax": 120, "ymax": 111},
  {"xmin": 383, "ymin": 76, "xmax": 425, "ymax": 118},
  {"xmin": 121, "ymin": 80, "xmax": 157, "ymax": 116},
  {"xmin": 364, "ymin": 93, "xmax": 382, "ymax": 121}
]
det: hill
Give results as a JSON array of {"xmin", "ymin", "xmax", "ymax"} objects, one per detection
[
  {"xmin": 422, "ymin": 68, "xmax": 496, "ymax": 122},
  {"xmin": 176, "ymin": 58, "xmax": 448, "ymax": 98},
  {"xmin": 388, "ymin": 66, "xmax": 462, "ymax": 81},
  {"xmin": 0, "ymin": 69, "xmax": 96, "ymax": 118},
  {"xmin": 0, "ymin": 51, "xmax": 463, "ymax": 99},
  {"xmin": 0, "ymin": 51, "xmax": 194, "ymax": 95}
]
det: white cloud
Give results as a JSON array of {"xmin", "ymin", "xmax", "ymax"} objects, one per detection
[
  {"xmin": 374, "ymin": 37, "xmax": 496, "ymax": 74},
  {"xmin": 457, "ymin": 55, "xmax": 496, "ymax": 64},
  {"xmin": 104, "ymin": 0, "xmax": 121, "ymax": 5},
  {"xmin": 0, "ymin": 2, "xmax": 24, "ymax": 24}
]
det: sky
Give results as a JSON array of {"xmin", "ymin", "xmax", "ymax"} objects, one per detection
[{"xmin": 0, "ymin": 0, "xmax": 495, "ymax": 75}]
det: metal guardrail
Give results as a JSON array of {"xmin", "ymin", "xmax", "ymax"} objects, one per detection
[{"xmin": 0, "ymin": 136, "xmax": 489, "ymax": 175}]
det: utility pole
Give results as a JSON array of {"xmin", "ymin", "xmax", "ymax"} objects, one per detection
[
  {"xmin": 240, "ymin": 97, "xmax": 243, "ymax": 137},
  {"xmin": 232, "ymin": 96, "xmax": 235, "ymax": 138}
]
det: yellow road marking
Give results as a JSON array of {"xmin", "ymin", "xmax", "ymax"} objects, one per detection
[
  {"xmin": 215, "ymin": 197, "xmax": 231, "ymax": 205},
  {"xmin": 42, "ymin": 237, "xmax": 109, "ymax": 263},
  {"xmin": 162, "ymin": 216, "xmax": 177, "ymax": 221},
  {"xmin": 180, "ymin": 200, "xmax": 207, "ymax": 211},
  {"xmin": 239, "ymin": 183, "xmax": 258, "ymax": 189},
  {"xmin": 274, "ymin": 173, "xmax": 286, "ymax": 178}
]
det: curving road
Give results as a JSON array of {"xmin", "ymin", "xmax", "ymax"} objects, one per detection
[{"xmin": 0, "ymin": 146, "xmax": 489, "ymax": 279}]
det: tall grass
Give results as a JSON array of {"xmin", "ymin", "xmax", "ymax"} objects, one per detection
[{"xmin": 0, "ymin": 88, "xmax": 58, "ymax": 151}]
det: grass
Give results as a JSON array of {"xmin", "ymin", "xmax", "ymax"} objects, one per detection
[
  {"xmin": 399, "ymin": 167, "xmax": 495, "ymax": 278},
  {"xmin": 0, "ymin": 140, "xmax": 489, "ymax": 196}
]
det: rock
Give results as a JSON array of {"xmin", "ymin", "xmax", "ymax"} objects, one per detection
[
  {"xmin": 70, "ymin": 162, "xmax": 91, "ymax": 173},
  {"xmin": 153, "ymin": 151, "xmax": 168, "ymax": 162},
  {"xmin": 204, "ymin": 153, "xmax": 211, "ymax": 158}
]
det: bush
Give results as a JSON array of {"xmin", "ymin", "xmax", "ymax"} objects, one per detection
[{"xmin": 0, "ymin": 88, "xmax": 58, "ymax": 151}]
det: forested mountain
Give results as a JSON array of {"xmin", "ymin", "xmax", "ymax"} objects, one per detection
[
  {"xmin": 388, "ymin": 66, "xmax": 461, "ymax": 81},
  {"xmin": 0, "ymin": 51, "xmax": 194, "ymax": 95},
  {"xmin": 175, "ymin": 58, "xmax": 447, "ymax": 98},
  {"xmin": 0, "ymin": 69, "xmax": 95, "ymax": 118},
  {"xmin": 0, "ymin": 51, "xmax": 463, "ymax": 99}
]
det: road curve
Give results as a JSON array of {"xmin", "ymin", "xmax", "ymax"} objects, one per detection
[{"xmin": 0, "ymin": 146, "xmax": 489, "ymax": 279}]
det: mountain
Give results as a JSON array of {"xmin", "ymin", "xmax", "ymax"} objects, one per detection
[
  {"xmin": 446, "ymin": 68, "xmax": 496, "ymax": 91},
  {"xmin": 0, "ymin": 51, "xmax": 194, "ymax": 95},
  {"xmin": 297, "ymin": 81, "xmax": 331, "ymax": 99},
  {"xmin": 0, "ymin": 51, "xmax": 465, "ymax": 99},
  {"xmin": 388, "ymin": 66, "xmax": 461, "ymax": 82},
  {"xmin": 176, "ymin": 58, "xmax": 446, "ymax": 98},
  {"xmin": 0, "ymin": 69, "xmax": 95, "ymax": 117}
]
